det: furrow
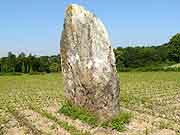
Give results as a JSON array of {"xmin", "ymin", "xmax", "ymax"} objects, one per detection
[{"xmin": 17, "ymin": 109, "xmax": 71, "ymax": 135}]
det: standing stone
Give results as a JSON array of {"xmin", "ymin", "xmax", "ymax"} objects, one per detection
[{"xmin": 60, "ymin": 4, "xmax": 120, "ymax": 119}]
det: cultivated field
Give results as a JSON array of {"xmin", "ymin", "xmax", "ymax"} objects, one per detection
[{"xmin": 0, "ymin": 72, "xmax": 180, "ymax": 135}]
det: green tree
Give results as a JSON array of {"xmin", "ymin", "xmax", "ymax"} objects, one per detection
[
  {"xmin": 49, "ymin": 62, "xmax": 60, "ymax": 72},
  {"xmin": 31, "ymin": 57, "xmax": 40, "ymax": 72},
  {"xmin": 168, "ymin": 33, "xmax": 180, "ymax": 62},
  {"xmin": 1, "ymin": 57, "xmax": 8, "ymax": 72},
  {"xmin": 0, "ymin": 58, "xmax": 2, "ymax": 72},
  {"xmin": 26, "ymin": 54, "xmax": 34, "ymax": 73},
  {"xmin": 39, "ymin": 56, "xmax": 50, "ymax": 72},
  {"xmin": 7, "ymin": 52, "xmax": 16, "ymax": 72},
  {"xmin": 49, "ymin": 55, "xmax": 61, "ymax": 71},
  {"xmin": 114, "ymin": 48, "xmax": 125, "ymax": 70}
]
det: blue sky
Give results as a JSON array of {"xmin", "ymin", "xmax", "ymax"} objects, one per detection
[{"xmin": 0, "ymin": 0, "xmax": 180, "ymax": 57}]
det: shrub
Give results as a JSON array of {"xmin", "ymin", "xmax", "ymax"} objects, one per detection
[
  {"xmin": 0, "ymin": 72, "xmax": 23, "ymax": 76},
  {"xmin": 118, "ymin": 67, "xmax": 180, "ymax": 72},
  {"xmin": 28, "ymin": 72, "xmax": 46, "ymax": 75},
  {"xmin": 111, "ymin": 112, "xmax": 131, "ymax": 131}
]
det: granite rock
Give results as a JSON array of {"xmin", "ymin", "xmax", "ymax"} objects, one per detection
[{"xmin": 60, "ymin": 4, "xmax": 120, "ymax": 119}]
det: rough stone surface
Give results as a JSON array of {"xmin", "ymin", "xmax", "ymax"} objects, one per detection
[{"xmin": 60, "ymin": 4, "xmax": 120, "ymax": 119}]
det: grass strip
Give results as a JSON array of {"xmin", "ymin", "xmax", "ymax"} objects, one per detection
[
  {"xmin": 59, "ymin": 101, "xmax": 98, "ymax": 127},
  {"xmin": 59, "ymin": 101, "xmax": 131, "ymax": 132}
]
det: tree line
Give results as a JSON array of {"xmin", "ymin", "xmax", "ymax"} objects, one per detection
[
  {"xmin": 0, "ymin": 53, "xmax": 61, "ymax": 73},
  {"xmin": 114, "ymin": 33, "xmax": 180, "ymax": 71},
  {"xmin": 0, "ymin": 33, "xmax": 180, "ymax": 73}
]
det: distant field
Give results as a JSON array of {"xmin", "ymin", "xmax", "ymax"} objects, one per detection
[
  {"xmin": 120, "ymin": 72, "xmax": 180, "ymax": 121},
  {"xmin": 0, "ymin": 72, "xmax": 180, "ymax": 134}
]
